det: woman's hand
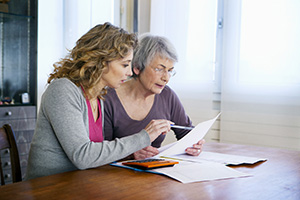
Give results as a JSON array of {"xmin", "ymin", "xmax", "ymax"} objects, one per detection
[
  {"xmin": 144, "ymin": 119, "xmax": 173, "ymax": 142},
  {"xmin": 185, "ymin": 139, "xmax": 205, "ymax": 156},
  {"xmin": 133, "ymin": 146, "xmax": 159, "ymax": 160}
]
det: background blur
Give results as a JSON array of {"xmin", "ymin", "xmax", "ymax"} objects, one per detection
[{"xmin": 38, "ymin": 0, "xmax": 300, "ymax": 150}]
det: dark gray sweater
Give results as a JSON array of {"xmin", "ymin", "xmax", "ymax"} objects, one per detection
[
  {"xmin": 25, "ymin": 78, "xmax": 150, "ymax": 180},
  {"xmin": 104, "ymin": 86, "xmax": 192, "ymax": 147}
]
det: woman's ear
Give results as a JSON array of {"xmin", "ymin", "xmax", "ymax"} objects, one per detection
[
  {"xmin": 102, "ymin": 61, "xmax": 109, "ymax": 74},
  {"xmin": 133, "ymin": 67, "xmax": 140, "ymax": 75}
]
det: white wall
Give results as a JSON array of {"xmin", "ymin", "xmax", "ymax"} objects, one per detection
[
  {"xmin": 37, "ymin": 1, "xmax": 65, "ymax": 111},
  {"xmin": 37, "ymin": 0, "xmax": 114, "ymax": 110},
  {"xmin": 138, "ymin": 0, "xmax": 151, "ymax": 34}
]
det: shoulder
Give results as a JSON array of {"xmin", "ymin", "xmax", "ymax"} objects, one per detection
[
  {"xmin": 103, "ymin": 87, "xmax": 119, "ymax": 110},
  {"xmin": 160, "ymin": 85, "xmax": 178, "ymax": 99},
  {"xmin": 47, "ymin": 78, "xmax": 80, "ymax": 93},
  {"xmin": 105, "ymin": 87, "xmax": 117, "ymax": 96},
  {"xmin": 43, "ymin": 78, "xmax": 83, "ymax": 103},
  {"xmin": 158, "ymin": 85, "xmax": 183, "ymax": 109},
  {"xmin": 104, "ymin": 87, "xmax": 117, "ymax": 101},
  {"xmin": 162, "ymin": 85, "xmax": 174, "ymax": 94}
]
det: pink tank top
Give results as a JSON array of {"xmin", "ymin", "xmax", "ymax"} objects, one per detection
[{"xmin": 85, "ymin": 96, "xmax": 103, "ymax": 142}]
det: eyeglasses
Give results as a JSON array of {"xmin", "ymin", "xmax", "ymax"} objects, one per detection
[{"xmin": 153, "ymin": 67, "xmax": 176, "ymax": 77}]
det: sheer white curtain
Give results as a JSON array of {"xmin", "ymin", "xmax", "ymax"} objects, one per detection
[
  {"xmin": 38, "ymin": 0, "xmax": 114, "ymax": 110},
  {"xmin": 63, "ymin": 0, "xmax": 114, "ymax": 52},
  {"xmin": 221, "ymin": 0, "xmax": 300, "ymax": 150},
  {"xmin": 150, "ymin": 0, "xmax": 218, "ymax": 127}
]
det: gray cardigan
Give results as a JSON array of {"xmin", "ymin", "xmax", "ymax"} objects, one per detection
[{"xmin": 25, "ymin": 78, "xmax": 150, "ymax": 180}]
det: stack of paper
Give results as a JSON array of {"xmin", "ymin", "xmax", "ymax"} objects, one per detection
[{"xmin": 112, "ymin": 113, "xmax": 267, "ymax": 183}]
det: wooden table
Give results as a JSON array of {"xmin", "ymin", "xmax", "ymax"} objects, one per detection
[{"xmin": 0, "ymin": 142, "xmax": 299, "ymax": 200}]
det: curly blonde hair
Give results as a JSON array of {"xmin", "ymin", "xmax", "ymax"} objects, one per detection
[{"xmin": 48, "ymin": 22, "xmax": 137, "ymax": 99}]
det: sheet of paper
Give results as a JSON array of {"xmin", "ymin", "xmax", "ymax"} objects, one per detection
[
  {"xmin": 158, "ymin": 142, "xmax": 176, "ymax": 153},
  {"xmin": 164, "ymin": 151, "xmax": 267, "ymax": 165},
  {"xmin": 157, "ymin": 113, "xmax": 221, "ymax": 157},
  {"xmin": 111, "ymin": 160, "xmax": 251, "ymax": 184},
  {"xmin": 152, "ymin": 161, "xmax": 250, "ymax": 184}
]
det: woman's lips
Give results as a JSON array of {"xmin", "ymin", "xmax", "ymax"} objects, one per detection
[{"xmin": 155, "ymin": 83, "xmax": 164, "ymax": 88}]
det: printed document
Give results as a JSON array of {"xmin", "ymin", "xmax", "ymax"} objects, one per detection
[
  {"xmin": 157, "ymin": 113, "xmax": 221, "ymax": 157},
  {"xmin": 152, "ymin": 161, "xmax": 250, "ymax": 184},
  {"xmin": 111, "ymin": 160, "xmax": 250, "ymax": 184},
  {"xmin": 165, "ymin": 151, "xmax": 267, "ymax": 165}
]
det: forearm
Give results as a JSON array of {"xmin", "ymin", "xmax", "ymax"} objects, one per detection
[{"xmin": 72, "ymin": 130, "xmax": 151, "ymax": 169}]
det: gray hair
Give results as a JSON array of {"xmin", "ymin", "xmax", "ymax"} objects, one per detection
[{"xmin": 132, "ymin": 33, "xmax": 178, "ymax": 78}]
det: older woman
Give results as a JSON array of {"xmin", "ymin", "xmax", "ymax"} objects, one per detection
[
  {"xmin": 25, "ymin": 24, "xmax": 172, "ymax": 180},
  {"xmin": 104, "ymin": 34, "xmax": 205, "ymax": 160}
]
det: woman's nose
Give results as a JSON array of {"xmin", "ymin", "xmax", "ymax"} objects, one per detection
[
  {"xmin": 127, "ymin": 67, "xmax": 133, "ymax": 76},
  {"xmin": 161, "ymin": 71, "xmax": 170, "ymax": 82}
]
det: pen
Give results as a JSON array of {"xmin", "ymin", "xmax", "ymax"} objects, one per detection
[{"xmin": 171, "ymin": 124, "xmax": 194, "ymax": 130}]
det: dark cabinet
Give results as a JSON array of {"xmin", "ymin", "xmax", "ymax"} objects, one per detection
[
  {"xmin": 0, "ymin": 0, "xmax": 37, "ymax": 105},
  {"xmin": 0, "ymin": 106, "xmax": 36, "ymax": 184},
  {"xmin": 0, "ymin": 0, "xmax": 37, "ymax": 184}
]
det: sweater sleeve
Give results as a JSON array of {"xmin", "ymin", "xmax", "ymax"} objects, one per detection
[{"xmin": 42, "ymin": 79, "xmax": 151, "ymax": 169}]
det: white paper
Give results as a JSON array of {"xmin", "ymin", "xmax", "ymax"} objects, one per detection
[
  {"xmin": 157, "ymin": 142, "xmax": 176, "ymax": 153},
  {"xmin": 165, "ymin": 151, "xmax": 267, "ymax": 165},
  {"xmin": 152, "ymin": 161, "xmax": 250, "ymax": 184},
  {"xmin": 110, "ymin": 112, "xmax": 266, "ymax": 184},
  {"xmin": 157, "ymin": 113, "xmax": 221, "ymax": 157},
  {"xmin": 111, "ymin": 160, "xmax": 251, "ymax": 184}
]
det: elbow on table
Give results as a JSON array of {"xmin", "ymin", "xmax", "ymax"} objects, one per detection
[
  {"xmin": 74, "ymin": 160, "xmax": 106, "ymax": 170},
  {"xmin": 76, "ymin": 164, "xmax": 89, "ymax": 170},
  {"xmin": 75, "ymin": 162, "xmax": 95, "ymax": 170}
]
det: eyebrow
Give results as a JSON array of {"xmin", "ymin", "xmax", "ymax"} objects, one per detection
[
  {"xmin": 123, "ymin": 59, "xmax": 132, "ymax": 63},
  {"xmin": 159, "ymin": 64, "xmax": 174, "ymax": 70}
]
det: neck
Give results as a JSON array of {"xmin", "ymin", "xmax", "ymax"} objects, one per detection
[
  {"xmin": 90, "ymin": 84, "xmax": 105, "ymax": 99},
  {"xmin": 81, "ymin": 80, "xmax": 105, "ymax": 99}
]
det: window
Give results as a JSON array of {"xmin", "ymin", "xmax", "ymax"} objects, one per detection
[
  {"xmin": 220, "ymin": 0, "xmax": 300, "ymax": 150},
  {"xmin": 150, "ymin": 0, "xmax": 300, "ymax": 149}
]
